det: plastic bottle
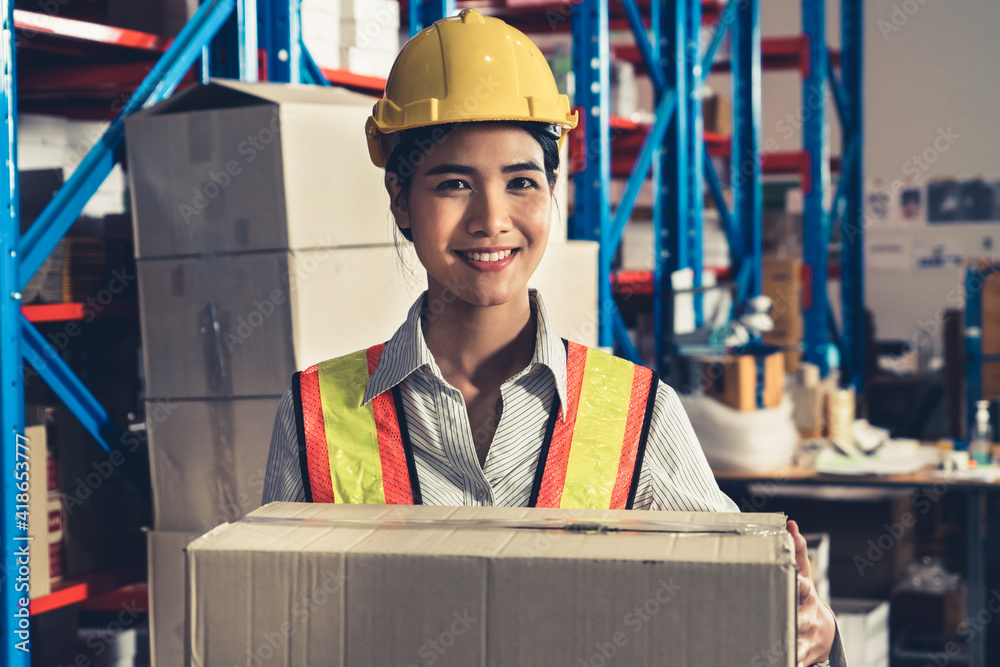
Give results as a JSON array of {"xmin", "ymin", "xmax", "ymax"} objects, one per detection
[{"xmin": 969, "ymin": 400, "xmax": 992, "ymax": 466}]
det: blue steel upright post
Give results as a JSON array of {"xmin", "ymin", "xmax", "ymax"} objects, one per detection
[
  {"xmin": 801, "ymin": 0, "xmax": 830, "ymax": 375},
  {"xmin": 840, "ymin": 0, "xmax": 864, "ymax": 391},
  {"xmin": 258, "ymin": 0, "xmax": 296, "ymax": 82},
  {"xmin": 408, "ymin": 0, "xmax": 454, "ymax": 35},
  {"xmin": 731, "ymin": 0, "xmax": 762, "ymax": 305},
  {"xmin": 659, "ymin": 0, "xmax": 689, "ymax": 380},
  {"xmin": 686, "ymin": 0, "xmax": 704, "ymax": 328},
  {"xmin": 1, "ymin": 0, "xmax": 29, "ymax": 664},
  {"xmin": 572, "ymin": 0, "xmax": 612, "ymax": 347}
]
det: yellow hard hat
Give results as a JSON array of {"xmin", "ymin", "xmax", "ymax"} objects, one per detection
[{"xmin": 366, "ymin": 8, "xmax": 578, "ymax": 168}]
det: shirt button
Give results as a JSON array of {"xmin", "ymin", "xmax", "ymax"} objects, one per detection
[{"xmin": 475, "ymin": 488, "xmax": 487, "ymax": 502}]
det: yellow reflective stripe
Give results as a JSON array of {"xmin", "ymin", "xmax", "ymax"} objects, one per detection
[
  {"xmin": 560, "ymin": 349, "xmax": 636, "ymax": 509},
  {"xmin": 315, "ymin": 351, "xmax": 386, "ymax": 504}
]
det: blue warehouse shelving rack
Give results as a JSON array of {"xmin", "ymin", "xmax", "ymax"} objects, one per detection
[
  {"xmin": 413, "ymin": 0, "xmax": 866, "ymax": 392},
  {"xmin": 2, "ymin": 0, "xmax": 868, "ymax": 665},
  {"xmin": 0, "ymin": 1, "xmax": 378, "ymax": 663}
]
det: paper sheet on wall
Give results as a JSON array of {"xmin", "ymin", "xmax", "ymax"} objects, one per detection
[
  {"xmin": 913, "ymin": 239, "xmax": 964, "ymax": 271},
  {"xmin": 867, "ymin": 238, "xmax": 911, "ymax": 272}
]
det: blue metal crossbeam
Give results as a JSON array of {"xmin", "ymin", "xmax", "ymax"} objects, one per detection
[
  {"xmin": 299, "ymin": 42, "xmax": 332, "ymax": 86},
  {"xmin": 20, "ymin": 318, "xmax": 150, "ymax": 501},
  {"xmin": 620, "ymin": 0, "xmax": 666, "ymax": 96},
  {"xmin": 703, "ymin": 148, "xmax": 743, "ymax": 273},
  {"xmin": 19, "ymin": 0, "xmax": 237, "ymax": 289},
  {"xmin": 701, "ymin": 0, "xmax": 737, "ymax": 85},
  {"xmin": 607, "ymin": 91, "xmax": 677, "ymax": 270}
]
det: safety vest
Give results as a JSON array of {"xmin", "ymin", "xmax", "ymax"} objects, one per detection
[{"xmin": 292, "ymin": 340, "xmax": 659, "ymax": 509}]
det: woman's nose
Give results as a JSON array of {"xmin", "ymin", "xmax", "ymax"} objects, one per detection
[{"xmin": 465, "ymin": 187, "xmax": 512, "ymax": 237}]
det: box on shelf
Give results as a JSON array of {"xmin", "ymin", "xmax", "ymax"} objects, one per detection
[
  {"xmin": 125, "ymin": 80, "xmax": 391, "ymax": 258},
  {"xmin": 762, "ymin": 256, "xmax": 803, "ymax": 346},
  {"xmin": 693, "ymin": 352, "xmax": 785, "ymax": 412},
  {"xmin": 137, "ymin": 245, "xmax": 422, "ymax": 400},
  {"xmin": 107, "ymin": 0, "xmax": 197, "ymax": 37},
  {"xmin": 528, "ymin": 240, "xmax": 599, "ymax": 348},
  {"xmin": 147, "ymin": 397, "xmax": 281, "ymax": 532},
  {"xmin": 702, "ymin": 93, "xmax": 731, "ymax": 136},
  {"xmin": 830, "ymin": 598, "xmax": 890, "ymax": 667},
  {"xmin": 27, "ymin": 423, "xmax": 64, "ymax": 599},
  {"xmin": 149, "ymin": 530, "xmax": 203, "ymax": 667},
  {"xmin": 790, "ymin": 385, "xmax": 825, "ymax": 439},
  {"xmin": 187, "ymin": 503, "xmax": 796, "ymax": 666}
]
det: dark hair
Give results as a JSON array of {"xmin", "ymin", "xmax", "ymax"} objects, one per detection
[{"xmin": 385, "ymin": 121, "xmax": 561, "ymax": 242}]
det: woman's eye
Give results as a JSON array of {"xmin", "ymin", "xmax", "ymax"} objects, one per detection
[
  {"xmin": 436, "ymin": 179, "xmax": 469, "ymax": 191},
  {"xmin": 508, "ymin": 177, "xmax": 538, "ymax": 190}
]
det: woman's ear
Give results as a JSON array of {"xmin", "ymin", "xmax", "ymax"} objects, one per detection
[{"xmin": 385, "ymin": 172, "xmax": 410, "ymax": 232}]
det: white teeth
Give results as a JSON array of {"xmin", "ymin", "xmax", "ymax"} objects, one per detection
[{"xmin": 464, "ymin": 249, "xmax": 512, "ymax": 262}]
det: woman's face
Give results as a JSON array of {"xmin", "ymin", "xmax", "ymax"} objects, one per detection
[{"xmin": 388, "ymin": 123, "xmax": 554, "ymax": 310}]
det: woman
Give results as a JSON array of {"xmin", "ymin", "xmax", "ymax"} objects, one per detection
[{"xmin": 263, "ymin": 9, "xmax": 840, "ymax": 666}]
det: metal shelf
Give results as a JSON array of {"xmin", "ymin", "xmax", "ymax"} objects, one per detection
[
  {"xmin": 22, "ymin": 300, "xmax": 138, "ymax": 323},
  {"xmin": 1, "ymin": 0, "xmax": 344, "ymax": 663},
  {"xmin": 29, "ymin": 563, "xmax": 145, "ymax": 617}
]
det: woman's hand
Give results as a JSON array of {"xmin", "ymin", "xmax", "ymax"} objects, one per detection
[{"xmin": 788, "ymin": 519, "xmax": 837, "ymax": 667}]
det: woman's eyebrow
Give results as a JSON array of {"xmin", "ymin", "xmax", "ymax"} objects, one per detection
[
  {"xmin": 502, "ymin": 161, "xmax": 543, "ymax": 173},
  {"xmin": 424, "ymin": 163, "xmax": 475, "ymax": 176}
]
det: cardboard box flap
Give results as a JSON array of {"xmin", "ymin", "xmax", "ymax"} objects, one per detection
[
  {"xmin": 189, "ymin": 503, "xmax": 791, "ymax": 565},
  {"xmin": 136, "ymin": 79, "xmax": 373, "ymax": 117}
]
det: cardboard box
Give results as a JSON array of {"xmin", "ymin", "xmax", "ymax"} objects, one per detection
[
  {"xmin": 27, "ymin": 424, "xmax": 64, "ymax": 598},
  {"xmin": 138, "ymin": 246, "xmax": 422, "ymax": 399},
  {"xmin": 695, "ymin": 352, "xmax": 785, "ymax": 412},
  {"xmin": 830, "ymin": 598, "xmax": 890, "ymax": 667},
  {"xmin": 790, "ymin": 385, "xmax": 825, "ymax": 439},
  {"xmin": 147, "ymin": 397, "xmax": 281, "ymax": 532},
  {"xmin": 702, "ymin": 93, "xmax": 731, "ymax": 136},
  {"xmin": 187, "ymin": 503, "xmax": 795, "ymax": 667},
  {"xmin": 528, "ymin": 240, "xmax": 599, "ymax": 348},
  {"xmin": 762, "ymin": 257, "xmax": 803, "ymax": 347},
  {"xmin": 125, "ymin": 80, "xmax": 392, "ymax": 259},
  {"xmin": 149, "ymin": 530, "xmax": 203, "ymax": 667}
]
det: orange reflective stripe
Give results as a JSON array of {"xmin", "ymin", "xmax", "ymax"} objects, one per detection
[
  {"xmin": 609, "ymin": 364, "xmax": 653, "ymax": 510},
  {"xmin": 298, "ymin": 364, "xmax": 337, "ymax": 503},
  {"xmin": 367, "ymin": 345, "xmax": 415, "ymax": 505},
  {"xmin": 535, "ymin": 341, "xmax": 588, "ymax": 508}
]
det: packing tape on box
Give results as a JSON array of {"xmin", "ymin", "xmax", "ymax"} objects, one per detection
[{"xmin": 238, "ymin": 515, "xmax": 786, "ymax": 536}]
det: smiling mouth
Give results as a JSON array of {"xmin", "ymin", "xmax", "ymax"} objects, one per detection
[{"xmin": 456, "ymin": 249, "xmax": 516, "ymax": 262}]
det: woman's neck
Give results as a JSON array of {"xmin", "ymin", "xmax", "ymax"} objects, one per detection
[{"xmin": 421, "ymin": 289, "xmax": 536, "ymax": 389}]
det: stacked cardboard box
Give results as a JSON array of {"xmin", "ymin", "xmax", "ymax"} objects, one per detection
[
  {"xmin": 127, "ymin": 80, "xmax": 597, "ymax": 666},
  {"xmin": 26, "ymin": 423, "xmax": 64, "ymax": 599},
  {"xmin": 186, "ymin": 503, "xmax": 796, "ymax": 666},
  {"xmin": 692, "ymin": 352, "xmax": 785, "ymax": 412},
  {"xmin": 302, "ymin": 0, "xmax": 400, "ymax": 76},
  {"xmin": 762, "ymin": 256, "xmax": 804, "ymax": 348}
]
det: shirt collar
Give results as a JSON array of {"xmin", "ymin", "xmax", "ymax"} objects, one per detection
[{"xmin": 363, "ymin": 289, "xmax": 569, "ymax": 415}]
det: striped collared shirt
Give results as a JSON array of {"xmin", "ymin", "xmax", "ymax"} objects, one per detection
[{"xmin": 262, "ymin": 290, "xmax": 739, "ymax": 512}]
